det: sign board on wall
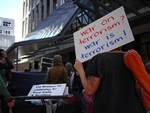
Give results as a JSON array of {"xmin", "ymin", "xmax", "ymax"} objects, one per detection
[{"xmin": 73, "ymin": 6, "xmax": 134, "ymax": 63}]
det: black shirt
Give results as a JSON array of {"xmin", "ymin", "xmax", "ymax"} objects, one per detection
[{"xmin": 85, "ymin": 52, "xmax": 146, "ymax": 113}]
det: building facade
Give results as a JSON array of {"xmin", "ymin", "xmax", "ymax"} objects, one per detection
[
  {"xmin": 0, "ymin": 17, "xmax": 15, "ymax": 50},
  {"xmin": 9, "ymin": 0, "xmax": 150, "ymax": 71},
  {"xmin": 22, "ymin": 0, "xmax": 67, "ymax": 39},
  {"xmin": 20, "ymin": 0, "xmax": 74, "ymax": 71}
]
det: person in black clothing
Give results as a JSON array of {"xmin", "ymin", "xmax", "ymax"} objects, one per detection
[
  {"xmin": 145, "ymin": 52, "xmax": 150, "ymax": 74},
  {"xmin": 71, "ymin": 71, "xmax": 83, "ymax": 93},
  {"xmin": 0, "ymin": 49, "xmax": 14, "ymax": 113},
  {"xmin": 0, "ymin": 49, "xmax": 14, "ymax": 70},
  {"xmin": 69, "ymin": 61, "xmax": 89, "ymax": 113},
  {"xmin": 74, "ymin": 48, "xmax": 146, "ymax": 113}
]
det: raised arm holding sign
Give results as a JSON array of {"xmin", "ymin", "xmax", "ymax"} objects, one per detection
[{"xmin": 74, "ymin": 7, "xmax": 147, "ymax": 113}]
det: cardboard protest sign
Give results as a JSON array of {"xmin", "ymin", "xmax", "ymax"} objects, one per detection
[
  {"xmin": 41, "ymin": 57, "xmax": 53, "ymax": 67},
  {"xmin": 73, "ymin": 6, "xmax": 134, "ymax": 62},
  {"xmin": 27, "ymin": 84, "xmax": 66, "ymax": 96}
]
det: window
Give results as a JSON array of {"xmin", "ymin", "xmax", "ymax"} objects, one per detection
[
  {"xmin": 3, "ymin": 21, "xmax": 11, "ymax": 27},
  {"xmin": 0, "ymin": 29, "xmax": 2, "ymax": 34},
  {"xmin": 6, "ymin": 31, "xmax": 11, "ymax": 35},
  {"xmin": 8, "ymin": 31, "xmax": 10, "ymax": 34},
  {"xmin": 0, "ymin": 38, "xmax": 12, "ymax": 49},
  {"xmin": 2, "ymin": 30, "xmax": 11, "ymax": 35},
  {"xmin": 3, "ymin": 30, "xmax": 5, "ymax": 34}
]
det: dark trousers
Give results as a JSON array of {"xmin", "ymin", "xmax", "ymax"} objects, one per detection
[{"xmin": 0, "ymin": 95, "xmax": 9, "ymax": 113}]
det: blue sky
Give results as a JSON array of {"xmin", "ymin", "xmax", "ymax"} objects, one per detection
[{"xmin": 0, "ymin": 0, "xmax": 23, "ymax": 42}]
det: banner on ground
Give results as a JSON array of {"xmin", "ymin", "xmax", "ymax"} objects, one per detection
[{"xmin": 73, "ymin": 6, "xmax": 134, "ymax": 63}]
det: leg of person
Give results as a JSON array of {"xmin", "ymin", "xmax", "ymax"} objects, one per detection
[{"xmin": 0, "ymin": 95, "xmax": 9, "ymax": 113}]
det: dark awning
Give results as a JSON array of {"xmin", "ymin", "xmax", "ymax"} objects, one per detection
[
  {"xmin": 7, "ymin": 34, "xmax": 73, "ymax": 62},
  {"xmin": 6, "ymin": 0, "xmax": 80, "ymax": 63}
]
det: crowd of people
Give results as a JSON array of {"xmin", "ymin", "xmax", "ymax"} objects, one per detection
[
  {"xmin": 44, "ymin": 48, "xmax": 150, "ymax": 113},
  {"xmin": 0, "ymin": 47, "xmax": 150, "ymax": 113}
]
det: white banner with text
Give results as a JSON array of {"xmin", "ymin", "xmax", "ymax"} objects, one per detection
[{"xmin": 73, "ymin": 6, "xmax": 134, "ymax": 62}]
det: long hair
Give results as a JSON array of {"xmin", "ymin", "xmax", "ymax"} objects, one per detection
[
  {"xmin": 0, "ymin": 49, "xmax": 4, "ymax": 60},
  {"xmin": 52, "ymin": 55, "xmax": 63, "ymax": 66},
  {"xmin": 65, "ymin": 62, "xmax": 74, "ymax": 77}
]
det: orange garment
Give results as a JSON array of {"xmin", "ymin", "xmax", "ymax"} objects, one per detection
[{"xmin": 124, "ymin": 49, "xmax": 150, "ymax": 110}]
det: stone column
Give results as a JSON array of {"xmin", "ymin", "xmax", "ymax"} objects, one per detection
[
  {"xmin": 49, "ymin": 0, "xmax": 53, "ymax": 15},
  {"xmin": 34, "ymin": 7, "xmax": 37, "ymax": 28},
  {"xmin": 30, "ymin": 0, "xmax": 34, "ymax": 30},
  {"xmin": 38, "ymin": 1, "xmax": 42, "ymax": 24},
  {"xmin": 43, "ymin": 0, "xmax": 47, "ymax": 20},
  {"xmin": 28, "ymin": 0, "xmax": 31, "ymax": 32},
  {"xmin": 22, "ymin": 2, "xmax": 25, "ymax": 37},
  {"xmin": 57, "ymin": 0, "xmax": 61, "ymax": 8},
  {"xmin": 26, "ymin": 18, "xmax": 28, "ymax": 35},
  {"xmin": 28, "ymin": 14, "xmax": 31, "ymax": 33}
]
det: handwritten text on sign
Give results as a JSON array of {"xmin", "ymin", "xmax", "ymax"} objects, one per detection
[
  {"xmin": 27, "ymin": 84, "xmax": 66, "ymax": 96},
  {"xmin": 73, "ymin": 6, "xmax": 134, "ymax": 62}
]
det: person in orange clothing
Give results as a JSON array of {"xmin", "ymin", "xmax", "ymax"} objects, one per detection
[{"xmin": 124, "ymin": 49, "xmax": 150, "ymax": 111}]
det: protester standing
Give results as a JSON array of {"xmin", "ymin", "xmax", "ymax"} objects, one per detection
[
  {"xmin": 65, "ymin": 62, "xmax": 74, "ymax": 89},
  {"xmin": 0, "ymin": 49, "xmax": 15, "ymax": 113},
  {"xmin": 0, "ymin": 49, "xmax": 14, "ymax": 83},
  {"xmin": 74, "ymin": 47, "xmax": 146, "ymax": 113},
  {"xmin": 45, "ymin": 55, "xmax": 69, "ymax": 86}
]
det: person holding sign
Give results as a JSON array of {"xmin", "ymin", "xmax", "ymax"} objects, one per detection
[
  {"xmin": 45, "ymin": 55, "xmax": 69, "ymax": 86},
  {"xmin": 74, "ymin": 47, "xmax": 147, "ymax": 113}
]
